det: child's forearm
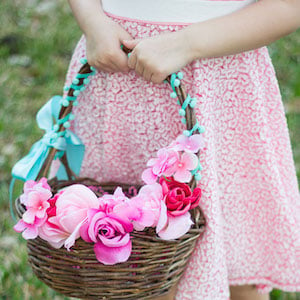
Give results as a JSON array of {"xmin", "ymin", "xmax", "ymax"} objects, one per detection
[
  {"xmin": 185, "ymin": 0, "xmax": 300, "ymax": 60},
  {"xmin": 68, "ymin": 0, "xmax": 108, "ymax": 37}
]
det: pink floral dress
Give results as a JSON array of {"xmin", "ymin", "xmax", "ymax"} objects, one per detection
[{"xmin": 61, "ymin": 1, "xmax": 300, "ymax": 299}]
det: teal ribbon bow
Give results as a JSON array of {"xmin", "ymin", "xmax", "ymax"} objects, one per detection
[
  {"xmin": 10, "ymin": 95, "xmax": 85, "ymax": 220},
  {"xmin": 11, "ymin": 95, "xmax": 84, "ymax": 181}
]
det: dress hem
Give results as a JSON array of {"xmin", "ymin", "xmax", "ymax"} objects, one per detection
[{"xmin": 228, "ymin": 276, "xmax": 300, "ymax": 293}]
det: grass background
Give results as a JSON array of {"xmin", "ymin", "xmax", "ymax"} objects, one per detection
[{"xmin": 0, "ymin": 0, "xmax": 299, "ymax": 299}]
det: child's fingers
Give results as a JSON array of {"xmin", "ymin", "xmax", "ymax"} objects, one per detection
[
  {"xmin": 128, "ymin": 52, "xmax": 137, "ymax": 70},
  {"xmin": 151, "ymin": 72, "xmax": 166, "ymax": 84},
  {"xmin": 122, "ymin": 39, "xmax": 140, "ymax": 50},
  {"xmin": 142, "ymin": 68, "xmax": 153, "ymax": 82},
  {"xmin": 135, "ymin": 60, "xmax": 144, "ymax": 77},
  {"xmin": 111, "ymin": 50, "xmax": 130, "ymax": 72}
]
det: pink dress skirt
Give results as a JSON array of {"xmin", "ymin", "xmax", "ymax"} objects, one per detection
[{"xmin": 61, "ymin": 2, "xmax": 300, "ymax": 299}]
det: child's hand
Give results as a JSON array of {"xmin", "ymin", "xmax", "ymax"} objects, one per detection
[
  {"xmin": 122, "ymin": 30, "xmax": 193, "ymax": 83},
  {"xmin": 85, "ymin": 17, "xmax": 133, "ymax": 73}
]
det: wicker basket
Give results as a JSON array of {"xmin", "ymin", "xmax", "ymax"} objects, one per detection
[{"xmin": 14, "ymin": 57, "xmax": 206, "ymax": 299}]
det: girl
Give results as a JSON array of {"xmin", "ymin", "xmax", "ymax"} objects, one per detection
[{"xmin": 65, "ymin": 0, "xmax": 300, "ymax": 299}]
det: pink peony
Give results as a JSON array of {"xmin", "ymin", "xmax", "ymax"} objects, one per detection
[
  {"xmin": 38, "ymin": 191, "xmax": 69, "ymax": 248},
  {"xmin": 142, "ymin": 148, "xmax": 179, "ymax": 184},
  {"xmin": 80, "ymin": 208, "xmax": 133, "ymax": 265},
  {"xmin": 38, "ymin": 216, "xmax": 71, "ymax": 248},
  {"xmin": 173, "ymin": 152, "xmax": 198, "ymax": 183},
  {"xmin": 171, "ymin": 134, "xmax": 205, "ymax": 153},
  {"xmin": 128, "ymin": 183, "xmax": 164, "ymax": 230},
  {"xmin": 39, "ymin": 185, "xmax": 99, "ymax": 249}
]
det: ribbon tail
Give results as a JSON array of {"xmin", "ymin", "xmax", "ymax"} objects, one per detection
[
  {"xmin": 9, "ymin": 178, "xmax": 17, "ymax": 222},
  {"xmin": 56, "ymin": 132, "xmax": 85, "ymax": 180},
  {"xmin": 11, "ymin": 141, "xmax": 50, "ymax": 181}
]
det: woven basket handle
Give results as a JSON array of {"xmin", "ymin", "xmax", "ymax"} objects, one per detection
[{"xmin": 37, "ymin": 46, "xmax": 200, "ymax": 190}]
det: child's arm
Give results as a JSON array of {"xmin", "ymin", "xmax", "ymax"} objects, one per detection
[
  {"xmin": 123, "ymin": 0, "xmax": 300, "ymax": 83},
  {"xmin": 68, "ymin": 0, "xmax": 133, "ymax": 72}
]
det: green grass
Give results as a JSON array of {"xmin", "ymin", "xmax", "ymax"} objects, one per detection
[{"xmin": 0, "ymin": 0, "xmax": 299, "ymax": 299}]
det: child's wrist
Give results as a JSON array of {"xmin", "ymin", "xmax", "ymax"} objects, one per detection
[
  {"xmin": 81, "ymin": 12, "xmax": 111, "ymax": 38},
  {"xmin": 180, "ymin": 26, "xmax": 205, "ymax": 63}
]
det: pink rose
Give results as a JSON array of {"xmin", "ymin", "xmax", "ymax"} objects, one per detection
[
  {"xmin": 155, "ymin": 177, "xmax": 201, "ymax": 240},
  {"xmin": 160, "ymin": 177, "xmax": 202, "ymax": 216},
  {"xmin": 80, "ymin": 209, "xmax": 133, "ymax": 265}
]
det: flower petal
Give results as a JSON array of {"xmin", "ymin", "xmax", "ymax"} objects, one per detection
[
  {"xmin": 22, "ymin": 226, "xmax": 38, "ymax": 240},
  {"xmin": 22, "ymin": 209, "xmax": 37, "ymax": 224},
  {"xmin": 182, "ymin": 152, "xmax": 198, "ymax": 170},
  {"xmin": 174, "ymin": 169, "xmax": 192, "ymax": 183},
  {"xmin": 56, "ymin": 184, "xmax": 99, "ymax": 213},
  {"xmin": 146, "ymin": 158, "xmax": 157, "ymax": 167},
  {"xmin": 113, "ymin": 187, "xmax": 126, "ymax": 200},
  {"xmin": 156, "ymin": 201, "xmax": 168, "ymax": 233},
  {"xmin": 79, "ymin": 221, "xmax": 93, "ymax": 243},
  {"xmin": 59, "ymin": 209, "xmax": 88, "ymax": 233},
  {"xmin": 13, "ymin": 219, "xmax": 27, "ymax": 233},
  {"xmin": 38, "ymin": 221, "xmax": 69, "ymax": 248},
  {"xmin": 158, "ymin": 212, "xmax": 193, "ymax": 240},
  {"xmin": 94, "ymin": 239, "xmax": 132, "ymax": 265},
  {"xmin": 142, "ymin": 168, "xmax": 157, "ymax": 184},
  {"xmin": 189, "ymin": 134, "xmax": 205, "ymax": 152},
  {"xmin": 64, "ymin": 217, "xmax": 88, "ymax": 250},
  {"xmin": 99, "ymin": 231, "xmax": 130, "ymax": 247}
]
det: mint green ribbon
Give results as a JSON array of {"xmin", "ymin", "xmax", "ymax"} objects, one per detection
[{"xmin": 10, "ymin": 95, "xmax": 85, "ymax": 220}]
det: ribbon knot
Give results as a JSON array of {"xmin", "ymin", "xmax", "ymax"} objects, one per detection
[{"xmin": 41, "ymin": 130, "xmax": 66, "ymax": 149}]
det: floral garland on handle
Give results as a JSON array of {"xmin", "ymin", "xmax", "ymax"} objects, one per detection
[{"xmin": 14, "ymin": 58, "xmax": 205, "ymax": 265}]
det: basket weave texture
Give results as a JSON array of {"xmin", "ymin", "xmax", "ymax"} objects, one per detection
[{"xmin": 14, "ymin": 58, "xmax": 206, "ymax": 299}]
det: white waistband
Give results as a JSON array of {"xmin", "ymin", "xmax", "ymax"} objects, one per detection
[{"xmin": 101, "ymin": 0, "xmax": 256, "ymax": 24}]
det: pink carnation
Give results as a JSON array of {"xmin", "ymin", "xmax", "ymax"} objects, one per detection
[
  {"xmin": 128, "ymin": 183, "xmax": 164, "ymax": 230},
  {"xmin": 98, "ymin": 187, "xmax": 130, "ymax": 213},
  {"xmin": 38, "ymin": 191, "xmax": 68, "ymax": 248}
]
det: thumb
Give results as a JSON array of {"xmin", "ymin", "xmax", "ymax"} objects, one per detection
[{"xmin": 122, "ymin": 39, "xmax": 140, "ymax": 49}]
